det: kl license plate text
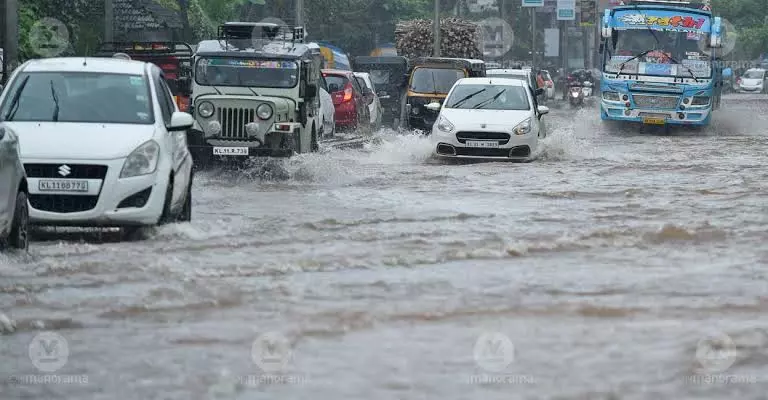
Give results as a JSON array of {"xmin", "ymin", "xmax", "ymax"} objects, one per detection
[
  {"xmin": 38, "ymin": 180, "xmax": 89, "ymax": 192},
  {"xmin": 213, "ymin": 147, "xmax": 249, "ymax": 156},
  {"xmin": 642, "ymin": 117, "xmax": 666, "ymax": 125},
  {"xmin": 465, "ymin": 140, "xmax": 499, "ymax": 148}
]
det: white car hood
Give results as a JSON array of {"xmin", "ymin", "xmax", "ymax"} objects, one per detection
[
  {"xmin": 6, "ymin": 122, "xmax": 156, "ymax": 160},
  {"xmin": 441, "ymin": 108, "xmax": 531, "ymax": 129}
]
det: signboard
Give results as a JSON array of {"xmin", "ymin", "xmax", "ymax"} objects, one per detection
[
  {"xmin": 544, "ymin": 28, "xmax": 560, "ymax": 57},
  {"xmin": 557, "ymin": 0, "xmax": 576, "ymax": 20},
  {"xmin": 580, "ymin": 0, "xmax": 597, "ymax": 26},
  {"xmin": 522, "ymin": 0, "xmax": 545, "ymax": 6},
  {"xmin": 613, "ymin": 10, "xmax": 710, "ymax": 32}
]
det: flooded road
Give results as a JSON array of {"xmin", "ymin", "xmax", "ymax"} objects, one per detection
[{"xmin": 2, "ymin": 94, "xmax": 768, "ymax": 399}]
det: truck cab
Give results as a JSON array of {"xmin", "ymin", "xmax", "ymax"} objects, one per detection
[
  {"xmin": 401, "ymin": 57, "xmax": 485, "ymax": 132},
  {"xmin": 189, "ymin": 22, "xmax": 322, "ymax": 165}
]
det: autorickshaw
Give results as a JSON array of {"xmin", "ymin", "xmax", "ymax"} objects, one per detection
[{"xmin": 351, "ymin": 56, "xmax": 409, "ymax": 129}]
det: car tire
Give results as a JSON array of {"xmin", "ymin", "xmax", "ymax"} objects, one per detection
[
  {"xmin": 158, "ymin": 178, "xmax": 174, "ymax": 225},
  {"xmin": 177, "ymin": 173, "xmax": 192, "ymax": 222},
  {"xmin": 8, "ymin": 191, "xmax": 29, "ymax": 250}
]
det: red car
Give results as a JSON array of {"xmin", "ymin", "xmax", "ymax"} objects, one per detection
[{"xmin": 322, "ymin": 69, "xmax": 372, "ymax": 132}]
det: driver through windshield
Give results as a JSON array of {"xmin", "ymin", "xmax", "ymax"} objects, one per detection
[
  {"xmin": 445, "ymin": 84, "xmax": 530, "ymax": 110},
  {"xmin": 195, "ymin": 57, "xmax": 299, "ymax": 88}
]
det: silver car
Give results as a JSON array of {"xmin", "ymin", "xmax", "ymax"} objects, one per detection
[{"xmin": 0, "ymin": 124, "xmax": 29, "ymax": 250}]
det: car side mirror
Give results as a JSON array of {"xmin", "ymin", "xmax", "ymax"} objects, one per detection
[
  {"xmin": 537, "ymin": 105, "xmax": 549, "ymax": 116},
  {"xmin": 365, "ymin": 93, "xmax": 374, "ymax": 105},
  {"xmin": 535, "ymin": 88, "xmax": 545, "ymax": 97},
  {"xmin": 305, "ymin": 83, "xmax": 318, "ymax": 98},
  {"xmin": 167, "ymin": 111, "xmax": 194, "ymax": 131},
  {"xmin": 425, "ymin": 102, "xmax": 441, "ymax": 112}
]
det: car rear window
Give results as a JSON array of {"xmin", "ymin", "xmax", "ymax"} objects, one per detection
[{"xmin": 324, "ymin": 75, "xmax": 348, "ymax": 93}]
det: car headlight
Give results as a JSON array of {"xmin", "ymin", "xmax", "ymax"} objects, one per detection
[
  {"xmin": 690, "ymin": 96, "xmax": 710, "ymax": 106},
  {"xmin": 602, "ymin": 91, "xmax": 621, "ymax": 101},
  {"xmin": 513, "ymin": 118, "xmax": 531, "ymax": 135},
  {"xmin": 436, "ymin": 115, "xmax": 454, "ymax": 133},
  {"xmin": 120, "ymin": 140, "xmax": 160, "ymax": 178},
  {"xmin": 256, "ymin": 103, "xmax": 273, "ymax": 120},
  {"xmin": 198, "ymin": 101, "xmax": 214, "ymax": 118}
]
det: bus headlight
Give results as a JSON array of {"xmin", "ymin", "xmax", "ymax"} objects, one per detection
[
  {"xmin": 691, "ymin": 96, "xmax": 710, "ymax": 106},
  {"xmin": 198, "ymin": 101, "xmax": 214, "ymax": 118},
  {"xmin": 602, "ymin": 91, "xmax": 621, "ymax": 101}
]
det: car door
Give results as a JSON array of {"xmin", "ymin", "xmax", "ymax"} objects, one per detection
[
  {"xmin": 364, "ymin": 75, "xmax": 382, "ymax": 126},
  {"xmin": 350, "ymin": 75, "xmax": 369, "ymax": 126},
  {"xmin": 0, "ymin": 128, "xmax": 14, "ymax": 228},
  {"xmin": 527, "ymin": 85, "xmax": 545, "ymax": 138},
  {"xmin": 153, "ymin": 73, "xmax": 189, "ymax": 213},
  {"xmin": 318, "ymin": 75, "xmax": 334, "ymax": 134},
  {"xmin": 355, "ymin": 75, "xmax": 375, "ymax": 124}
]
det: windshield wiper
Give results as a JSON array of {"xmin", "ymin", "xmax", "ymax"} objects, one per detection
[
  {"xmin": 50, "ymin": 80, "xmax": 60, "ymax": 122},
  {"xmin": 616, "ymin": 49, "xmax": 653, "ymax": 76},
  {"xmin": 667, "ymin": 56, "xmax": 700, "ymax": 82},
  {"xmin": 4, "ymin": 75, "xmax": 31, "ymax": 122},
  {"xmin": 472, "ymin": 89, "xmax": 506, "ymax": 109},
  {"xmin": 450, "ymin": 88, "xmax": 486, "ymax": 108}
]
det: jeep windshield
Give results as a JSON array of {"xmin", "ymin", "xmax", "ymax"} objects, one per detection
[
  {"xmin": 0, "ymin": 72, "xmax": 153, "ymax": 124},
  {"xmin": 409, "ymin": 67, "xmax": 465, "ymax": 94},
  {"xmin": 195, "ymin": 57, "xmax": 299, "ymax": 88}
]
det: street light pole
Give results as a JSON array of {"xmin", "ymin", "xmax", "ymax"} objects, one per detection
[
  {"xmin": 296, "ymin": 0, "xmax": 304, "ymax": 26},
  {"xmin": 531, "ymin": 8, "xmax": 536, "ymax": 67},
  {"xmin": 105, "ymin": 0, "xmax": 113, "ymax": 43},
  {"xmin": 433, "ymin": 0, "xmax": 440, "ymax": 57},
  {"xmin": 4, "ymin": 0, "xmax": 18, "ymax": 83}
]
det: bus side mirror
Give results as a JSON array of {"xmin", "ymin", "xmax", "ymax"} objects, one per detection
[
  {"xmin": 710, "ymin": 17, "xmax": 723, "ymax": 48},
  {"xmin": 601, "ymin": 9, "xmax": 612, "ymax": 39}
]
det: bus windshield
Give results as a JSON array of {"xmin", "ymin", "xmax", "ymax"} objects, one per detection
[{"xmin": 604, "ymin": 11, "xmax": 712, "ymax": 78}]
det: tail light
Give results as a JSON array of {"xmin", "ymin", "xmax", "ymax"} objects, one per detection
[
  {"xmin": 546, "ymin": 81, "xmax": 553, "ymax": 88},
  {"xmin": 176, "ymin": 96, "xmax": 190, "ymax": 112},
  {"xmin": 342, "ymin": 83, "xmax": 353, "ymax": 102}
]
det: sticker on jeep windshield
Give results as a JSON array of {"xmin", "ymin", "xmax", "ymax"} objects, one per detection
[
  {"xmin": 206, "ymin": 59, "xmax": 297, "ymax": 69},
  {"xmin": 129, "ymin": 76, "xmax": 145, "ymax": 86}
]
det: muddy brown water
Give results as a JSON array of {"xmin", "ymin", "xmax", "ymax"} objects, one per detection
[{"xmin": 2, "ymin": 94, "xmax": 768, "ymax": 399}]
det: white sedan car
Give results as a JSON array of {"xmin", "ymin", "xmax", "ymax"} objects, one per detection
[
  {"xmin": 429, "ymin": 77, "xmax": 549, "ymax": 161},
  {"xmin": 0, "ymin": 57, "xmax": 194, "ymax": 234}
]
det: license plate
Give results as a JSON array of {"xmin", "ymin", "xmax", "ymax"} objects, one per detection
[
  {"xmin": 213, "ymin": 147, "xmax": 249, "ymax": 156},
  {"xmin": 642, "ymin": 117, "xmax": 666, "ymax": 125},
  {"xmin": 38, "ymin": 180, "xmax": 89, "ymax": 192},
  {"xmin": 465, "ymin": 140, "xmax": 499, "ymax": 148}
]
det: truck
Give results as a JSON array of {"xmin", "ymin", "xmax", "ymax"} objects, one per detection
[
  {"xmin": 188, "ymin": 22, "xmax": 323, "ymax": 166},
  {"xmin": 599, "ymin": 0, "xmax": 724, "ymax": 128}
]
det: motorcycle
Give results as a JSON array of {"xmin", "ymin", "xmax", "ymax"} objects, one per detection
[
  {"xmin": 582, "ymin": 81, "xmax": 593, "ymax": 97},
  {"xmin": 569, "ymin": 84, "xmax": 585, "ymax": 107}
]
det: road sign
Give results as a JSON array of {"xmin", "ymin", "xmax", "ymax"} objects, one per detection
[
  {"xmin": 557, "ymin": 0, "xmax": 576, "ymax": 20},
  {"xmin": 522, "ymin": 0, "xmax": 544, "ymax": 6}
]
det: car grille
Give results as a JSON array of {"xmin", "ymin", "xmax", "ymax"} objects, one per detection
[
  {"xmin": 631, "ymin": 94, "xmax": 679, "ymax": 109},
  {"xmin": 217, "ymin": 107, "xmax": 257, "ymax": 140},
  {"xmin": 29, "ymin": 195, "xmax": 99, "ymax": 213},
  {"xmin": 455, "ymin": 148, "xmax": 512, "ymax": 157},
  {"xmin": 24, "ymin": 164, "xmax": 108, "ymax": 179},
  {"xmin": 456, "ymin": 131, "xmax": 511, "ymax": 144}
]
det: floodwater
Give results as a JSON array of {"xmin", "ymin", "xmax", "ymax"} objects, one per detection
[{"xmin": 2, "ymin": 94, "xmax": 768, "ymax": 399}]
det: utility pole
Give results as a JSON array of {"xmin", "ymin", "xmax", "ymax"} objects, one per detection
[
  {"xmin": 104, "ymin": 0, "xmax": 113, "ymax": 43},
  {"xmin": 531, "ymin": 8, "xmax": 536, "ymax": 67},
  {"xmin": 433, "ymin": 0, "xmax": 440, "ymax": 57},
  {"xmin": 296, "ymin": 0, "xmax": 304, "ymax": 26},
  {"xmin": 4, "ymin": 0, "xmax": 18, "ymax": 83}
]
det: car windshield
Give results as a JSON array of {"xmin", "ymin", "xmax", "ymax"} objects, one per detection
[
  {"xmin": 195, "ymin": 57, "xmax": 299, "ymax": 88},
  {"xmin": 409, "ymin": 67, "xmax": 465, "ymax": 94},
  {"xmin": 369, "ymin": 69, "xmax": 391, "ymax": 86},
  {"xmin": 445, "ymin": 84, "xmax": 530, "ymax": 110},
  {"xmin": 742, "ymin": 70, "xmax": 764, "ymax": 79},
  {"xmin": 0, "ymin": 71, "xmax": 153, "ymax": 124},
  {"xmin": 324, "ymin": 75, "xmax": 348, "ymax": 93}
]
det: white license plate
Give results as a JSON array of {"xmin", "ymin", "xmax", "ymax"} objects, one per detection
[
  {"xmin": 213, "ymin": 147, "xmax": 249, "ymax": 156},
  {"xmin": 38, "ymin": 180, "xmax": 89, "ymax": 192},
  {"xmin": 465, "ymin": 140, "xmax": 499, "ymax": 148}
]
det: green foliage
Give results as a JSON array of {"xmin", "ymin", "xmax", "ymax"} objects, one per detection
[{"xmin": 712, "ymin": 0, "xmax": 768, "ymax": 58}]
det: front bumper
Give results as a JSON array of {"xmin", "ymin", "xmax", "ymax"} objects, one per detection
[
  {"xmin": 600, "ymin": 100, "xmax": 712, "ymax": 126},
  {"xmin": 187, "ymin": 123, "xmax": 301, "ymax": 161},
  {"xmin": 25, "ymin": 158, "xmax": 170, "ymax": 227},
  {"xmin": 737, "ymin": 85, "xmax": 763, "ymax": 92},
  {"xmin": 430, "ymin": 129, "xmax": 538, "ymax": 160}
]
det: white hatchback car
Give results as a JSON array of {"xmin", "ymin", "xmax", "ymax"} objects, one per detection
[
  {"xmin": 737, "ymin": 68, "xmax": 766, "ymax": 93},
  {"xmin": 0, "ymin": 57, "xmax": 194, "ymax": 233},
  {"xmin": 429, "ymin": 77, "xmax": 549, "ymax": 161}
]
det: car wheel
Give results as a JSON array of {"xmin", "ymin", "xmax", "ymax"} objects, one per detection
[
  {"xmin": 8, "ymin": 191, "xmax": 29, "ymax": 250},
  {"xmin": 158, "ymin": 179, "xmax": 174, "ymax": 225},
  {"xmin": 177, "ymin": 173, "xmax": 192, "ymax": 222},
  {"xmin": 311, "ymin": 126, "xmax": 319, "ymax": 152}
]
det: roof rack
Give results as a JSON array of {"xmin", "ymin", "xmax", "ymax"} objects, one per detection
[
  {"xmin": 95, "ymin": 41, "xmax": 193, "ymax": 58},
  {"xmin": 217, "ymin": 22, "xmax": 306, "ymax": 50}
]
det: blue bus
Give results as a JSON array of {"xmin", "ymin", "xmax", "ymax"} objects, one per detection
[{"xmin": 599, "ymin": 0, "xmax": 724, "ymax": 127}]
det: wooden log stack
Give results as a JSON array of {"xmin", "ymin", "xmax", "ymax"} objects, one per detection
[{"xmin": 395, "ymin": 18, "xmax": 483, "ymax": 60}]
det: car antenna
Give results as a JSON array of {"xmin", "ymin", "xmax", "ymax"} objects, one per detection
[{"xmin": 84, "ymin": 44, "xmax": 89, "ymax": 66}]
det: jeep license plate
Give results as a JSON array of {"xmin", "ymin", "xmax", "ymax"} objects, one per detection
[{"xmin": 213, "ymin": 147, "xmax": 249, "ymax": 156}]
